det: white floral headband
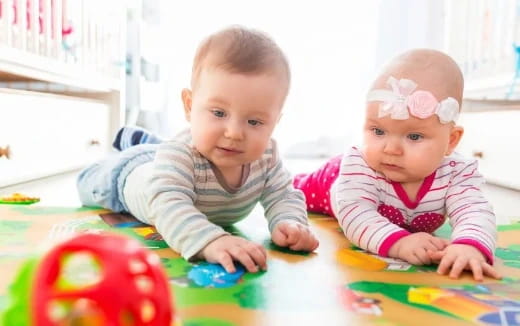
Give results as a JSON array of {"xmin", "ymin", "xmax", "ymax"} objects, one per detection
[{"xmin": 366, "ymin": 76, "xmax": 460, "ymax": 124}]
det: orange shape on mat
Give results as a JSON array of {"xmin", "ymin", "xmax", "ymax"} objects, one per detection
[{"xmin": 336, "ymin": 248, "xmax": 388, "ymax": 271}]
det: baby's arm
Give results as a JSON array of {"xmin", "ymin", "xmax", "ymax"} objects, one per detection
[
  {"xmin": 260, "ymin": 142, "xmax": 319, "ymax": 252},
  {"xmin": 440, "ymin": 159, "xmax": 500, "ymax": 280},
  {"xmin": 333, "ymin": 151, "xmax": 412, "ymax": 258},
  {"xmin": 148, "ymin": 142, "xmax": 265, "ymax": 272}
]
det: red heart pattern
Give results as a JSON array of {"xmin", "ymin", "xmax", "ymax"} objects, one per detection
[{"xmin": 377, "ymin": 204, "xmax": 445, "ymax": 233}]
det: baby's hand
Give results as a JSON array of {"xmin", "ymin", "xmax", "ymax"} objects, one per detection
[
  {"xmin": 388, "ymin": 232, "xmax": 449, "ymax": 265},
  {"xmin": 199, "ymin": 235, "xmax": 267, "ymax": 273},
  {"xmin": 428, "ymin": 244, "xmax": 502, "ymax": 282},
  {"xmin": 271, "ymin": 221, "xmax": 319, "ymax": 252}
]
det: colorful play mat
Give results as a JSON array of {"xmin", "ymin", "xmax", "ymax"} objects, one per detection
[{"xmin": 0, "ymin": 205, "xmax": 519, "ymax": 325}]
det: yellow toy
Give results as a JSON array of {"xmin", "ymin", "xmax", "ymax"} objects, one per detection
[{"xmin": 0, "ymin": 193, "xmax": 40, "ymax": 205}]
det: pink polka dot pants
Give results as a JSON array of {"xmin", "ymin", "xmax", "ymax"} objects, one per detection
[{"xmin": 293, "ymin": 155, "xmax": 341, "ymax": 217}]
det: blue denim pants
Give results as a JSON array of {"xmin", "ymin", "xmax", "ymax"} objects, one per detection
[{"xmin": 76, "ymin": 144, "xmax": 158, "ymax": 212}]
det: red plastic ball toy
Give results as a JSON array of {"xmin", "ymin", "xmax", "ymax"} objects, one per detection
[{"xmin": 31, "ymin": 233, "xmax": 173, "ymax": 325}]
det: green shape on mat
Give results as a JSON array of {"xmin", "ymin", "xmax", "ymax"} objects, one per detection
[
  {"xmin": 0, "ymin": 296, "xmax": 7, "ymax": 311},
  {"xmin": 113, "ymin": 228, "xmax": 169, "ymax": 249},
  {"xmin": 161, "ymin": 257, "xmax": 192, "ymax": 278},
  {"xmin": 0, "ymin": 199, "xmax": 39, "ymax": 205},
  {"xmin": 233, "ymin": 282, "xmax": 267, "ymax": 309},
  {"xmin": 163, "ymin": 257, "xmax": 267, "ymax": 309},
  {"xmin": 0, "ymin": 221, "xmax": 30, "ymax": 232},
  {"xmin": 503, "ymin": 261, "xmax": 520, "ymax": 269},
  {"xmin": 348, "ymin": 281, "xmax": 456, "ymax": 318},
  {"xmin": 509, "ymin": 244, "xmax": 520, "ymax": 251},
  {"xmin": 172, "ymin": 279, "xmax": 265, "ymax": 309},
  {"xmin": 11, "ymin": 206, "xmax": 99, "ymax": 215},
  {"xmin": 498, "ymin": 223, "xmax": 520, "ymax": 232},
  {"xmin": 263, "ymin": 240, "xmax": 309, "ymax": 256},
  {"xmin": 495, "ymin": 247, "xmax": 520, "ymax": 269},
  {"xmin": 165, "ymin": 255, "xmax": 266, "ymax": 309},
  {"xmin": 0, "ymin": 257, "xmax": 38, "ymax": 326},
  {"xmin": 496, "ymin": 247, "xmax": 520, "ymax": 261},
  {"xmin": 0, "ymin": 221, "xmax": 31, "ymax": 247},
  {"xmin": 183, "ymin": 318, "xmax": 235, "ymax": 326}
]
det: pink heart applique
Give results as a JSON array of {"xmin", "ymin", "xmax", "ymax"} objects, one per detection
[
  {"xmin": 409, "ymin": 213, "xmax": 445, "ymax": 233},
  {"xmin": 377, "ymin": 204, "xmax": 406, "ymax": 228}
]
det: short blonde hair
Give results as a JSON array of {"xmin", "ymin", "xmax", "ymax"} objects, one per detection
[{"xmin": 191, "ymin": 26, "xmax": 290, "ymax": 90}]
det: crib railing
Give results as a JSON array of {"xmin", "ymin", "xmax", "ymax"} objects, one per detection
[
  {"xmin": 443, "ymin": 0, "xmax": 520, "ymax": 98},
  {"xmin": 0, "ymin": 0, "xmax": 124, "ymax": 80}
]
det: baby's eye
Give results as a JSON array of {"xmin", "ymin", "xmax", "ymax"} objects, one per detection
[
  {"xmin": 372, "ymin": 127, "xmax": 384, "ymax": 136},
  {"xmin": 407, "ymin": 133, "xmax": 423, "ymax": 141},
  {"xmin": 212, "ymin": 110, "xmax": 225, "ymax": 118},
  {"xmin": 248, "ymin": 119, "xmax": 262, "ymax": 126}
]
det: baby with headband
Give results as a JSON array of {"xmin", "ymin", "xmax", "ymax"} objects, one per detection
[{"xmin": 294, "ymin": 49, "xmax": 501, "ymax": 281}]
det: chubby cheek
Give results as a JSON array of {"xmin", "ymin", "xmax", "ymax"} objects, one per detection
[
  {"xmin": 249, "ymin": 138, "xmax": 270, "ymax": 159},
  {"xmin": 191, "ymin": 128, "xmax": 215, "ymax": 152},
  {"xmin": 361, "ymin": 144, "xmax": 381, "ymax": 169},
  {"xmin": 406, "ymin": 152, "xmax": 439, "ymax": 176}
]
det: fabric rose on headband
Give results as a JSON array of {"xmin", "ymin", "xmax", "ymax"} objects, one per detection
[
  {"xmin": 407, "ymin": 90, "xmax": 439, "ymax": 119},
  {"xmin": 366, "ymin": 76, "xmax": 460, "ymax": 124},
  {"xmin": 437, "ymin": 97, "xmax": 459, "ymax": 123}
]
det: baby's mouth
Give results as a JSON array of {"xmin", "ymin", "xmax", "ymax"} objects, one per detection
[
  {"xmin": 382, "ymin": 163, "xmax": 401, "ymax": 169},
  {"xmin": 217, "ymin": 146, "xmax": 243, "ymax": 154}
]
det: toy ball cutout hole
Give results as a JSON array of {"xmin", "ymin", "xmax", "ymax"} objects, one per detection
[
  {"xmin": 48, "ymin": 298, "xmax": 104, "ymax": 325},
  {"xmin": 128, "ymin": 258, "xmax": 147, "ymax": 274},
  {"xmin": 140, "ymin": 299, "xmax": 156, "ymax": 323},
  {"xmin": 119, "ymin": 310, "xmax": 136, "ymax": 326},
  {"xmin": 146, "ymin": 252, "xmax": 160, "ymax": 265},
  {"xmin": 59, "ymin": 251, "xmax": 102, "ymax": 290},
  {"xmin": 134, "ymin": 275, "xmax": 154, "ymax": 294}
]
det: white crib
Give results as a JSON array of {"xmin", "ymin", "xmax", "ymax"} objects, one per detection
[{"xmin": 0, "ymin": 0, "xmax": 125, "ymax": 187}]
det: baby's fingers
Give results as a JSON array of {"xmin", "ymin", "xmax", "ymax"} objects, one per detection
[
  {"xmin": 428, "ymin": 249, "xmax": 445, "ymax": 263},
  {"xmin": 469, "ymin": 259, "xmax": 484, "ymax": 282},
  {"xmin": 217, "ymin": 252, "xmax": 236, "ymax": 273},
  {"xmin": 436, "ymin": 253, "xmax": 455, "ymax": 275},
  {"xmin": 289, "ymin": 228, "xmax": 317, "ymax": 251},
  {"xmin": 413, "ymin": 248, "xmax": 431, "ymax": 265},
  {"xmin": 229, "ymin": 247, "xmax": 258, "ymax": 273},
  {"xmin": 482, "ymin": 263, "xmax": 502, "ymax": 280},
  {"xmin": 243, "ymin": 243, "xmax": 268, "ymax": 271},
  {"xmin": 448, "ymin": 257, "xmax": 467, "ymax": 279},
  {"xmin": 430, "ymin": 237, "xmax": 450, "ymax": 250},
  {"xmin": 271, "ymin": 227, "xmax": 288, "ymax": 247},
  {"xmin": 284, "ymin": 224, "xmax": 300, "ymax": 245}
]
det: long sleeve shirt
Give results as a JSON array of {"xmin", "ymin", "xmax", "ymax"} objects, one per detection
[
  {"xmin": 140, "ymin": 138, "xmax": 308, "ymax": 260},
  {"xmin": 331, "ymin": 147, "xmax": 497, "ymax": 263}
]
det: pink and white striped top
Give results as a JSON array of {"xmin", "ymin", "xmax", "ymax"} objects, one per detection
[{"xmin": 331, "ymin": 147, "xmax": 497, "ymax": 263}]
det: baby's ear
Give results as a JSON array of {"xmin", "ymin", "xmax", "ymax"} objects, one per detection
[
  {"xmin": 181, "ymin": 88, "xmax": 193, "ymax": 122},
  {"xmin": 446, "ymin": 125, "xmax": 464, "ymax": 155}
]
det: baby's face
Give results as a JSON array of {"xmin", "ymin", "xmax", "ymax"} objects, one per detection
[
  {"xmin": 185, "ymin": 68, "xmax": 286, "ymax": 174},
  {"xmin": 362, "ymin": 101, "xmax": 456, "ymax": 184}
]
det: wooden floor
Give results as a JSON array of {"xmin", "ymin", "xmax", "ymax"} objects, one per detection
[{"xmin": 1, "ymin": 158, "xmax": 519, "ymax": 224}]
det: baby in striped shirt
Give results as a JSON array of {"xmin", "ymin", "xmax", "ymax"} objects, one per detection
[
  {"xmin": 77, "ymin": 26, "xmax": 318, "ymax": 274},
  {"xmin": 294, "ymin": 49, "xmax": 500, "ymax": 281}
]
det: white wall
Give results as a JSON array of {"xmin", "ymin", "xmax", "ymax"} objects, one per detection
[
  {"xmin": 375, "ymin": 0, "xmax": 444, "ymax": 70},
  {"xmin": 158, "ymin": 0, "xmax": 380, "ymax": 154}
]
